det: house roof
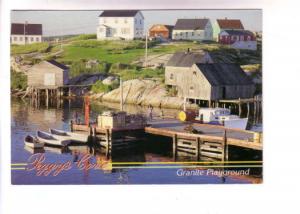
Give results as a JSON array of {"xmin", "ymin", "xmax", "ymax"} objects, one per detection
[
  {"xmin": 173, "ymin": 19, "xmax": 209, "ymax": 30},
  {"xmin": 195, "ymin": 63, "xmax": 253, "ymax": 86},
  {"xmin": 222, "ymin": 29, "xmax": 254, "ymax": 37},
  {"xmin": 11, "ymin": 23, "xmax": 42, "ymax": 35},
  {"xmin": 149, "ymin": 24, "xmax": 174, "ymax": 32},
  {"xmin": 99, "ymin": 10, "xmax": 140, "ymax": 17},
  {"xmin": 217, "ymin": 19, "xmax": 244, "ymax": 30},
  {"xmin": 166, "ymin": 51, "xmax": 209, "ymax": 67},
  {"xmin": 46, "ymin": 60, "xmax": 69, "ymax": 70}
]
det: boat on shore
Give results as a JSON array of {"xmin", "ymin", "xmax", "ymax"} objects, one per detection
[
  {"xmin": 37, "ymin": 131, "xmax": 70, "ymax": 147},
  {"xmin": 195, "ymin": 108, "xmax": 248, "ymax": 130},
  {"xmin": 49, "ymin": 128, "xmax": 89, "ymax": 143},
  {"xmin": 24, "ymin": 135, "xmax": 44, "ymax": 149}
]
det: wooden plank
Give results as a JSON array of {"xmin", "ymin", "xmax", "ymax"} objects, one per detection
[
  {"xmin": 200, "ymin": 151, "xmax": 223, "ymax": 159},
  {"xmin": 200, "ymin": 145, "xmax": 223, "ymax": 152}
]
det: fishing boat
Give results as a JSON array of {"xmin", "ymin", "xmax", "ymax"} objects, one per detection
[
  {"xmin": 37, "ymin": 131, "xmax": 70, "ymax": 147},
  {"xmin": 24, "ymin": 135, "xmax": 44, "ymax": 149},
  {"xmin": 49, "ymin": 128, "xmax": 89, "ymax": 143},
  {"xmin": 195, "ymin": 108, "xmax": 248, "ymax": 130}
]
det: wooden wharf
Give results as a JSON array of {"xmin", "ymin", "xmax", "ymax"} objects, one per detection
[{"xmin": 70, "ymin": 117, "xmax": 262, "ymax": 161}]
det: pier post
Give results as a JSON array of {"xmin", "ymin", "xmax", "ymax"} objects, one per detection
[
  {"xmin": 196, "ymin": 137, "xmax": 201, "ymax": 161},
  {"xmin": 105, "ymin": 129, "xmax": 111, "ymax": 158},
  {"xmin": 70, "ymin": 120, "xmax": 73, "ymax": 132},
  {"xmin": 172, "ymin": 134, "xmax": 178, "ymax": 161},
  {"xmin": 222, "ymin": 130, "xmax": 228, "ymax": 162},
  {"xmin": 46, "ymin": 89, "xmax": 49, "ymax": 108},
  {"xmin": 247, "ymin": 102, "xmax": 250, "ymax": 118},
  {"xmin": 238, "ymin": 98, "xmax": 242, "ymax": 117}
]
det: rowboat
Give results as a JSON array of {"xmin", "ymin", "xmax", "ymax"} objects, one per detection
[
  {"xmin": 24, "ymin": 135, "xmax": 44, "ymax": 149},
  {"xmin": 37, "ymin": 131, "xmax": 70, "ymax": 147},
  {"xmin": 24, "ymin": 145, "xmax": 45, "ymax": 154},
  {"xmin": 49, "ymin": 128, "xmax": 89, "ymax": 143},
  {"xmin": 44, "ymin": 146, "xmax": 70, "ymax": 154}
]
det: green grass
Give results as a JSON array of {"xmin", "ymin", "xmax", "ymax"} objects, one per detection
[
  {"xmin": 61, "ymin": 46, "xmax": 145, "ymax": 64},
  {"xmin": 11, "ymin": 42, "xmax": 50, "ymax": 55},
  {"xmin": 116, "ymin": 68, "xmax": 165, "ymax": 81}
]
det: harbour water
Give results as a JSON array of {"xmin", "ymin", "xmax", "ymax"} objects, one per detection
[{"xmin": 11, "ymin": 98, "xmax": 262, "ymax": 184}]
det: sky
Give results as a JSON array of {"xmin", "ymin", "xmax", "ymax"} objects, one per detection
[{"xmin": 11, "ymin": 10, "xmax": 262, "ymax": 36}]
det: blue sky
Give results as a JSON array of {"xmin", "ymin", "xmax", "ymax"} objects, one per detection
[{"xmin": 11, "ymin": 10, "xmax": 262, "ymax": 36}]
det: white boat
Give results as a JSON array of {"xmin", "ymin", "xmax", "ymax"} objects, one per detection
[
  {"xmin": 24, "ymin": 135, "xmax": 44, "ymax": 149},
  {"xmin": 49, "ymin": 128, "xmax": 89, "ymax": 143},
  {"xmin": 44, "ymin": 146, "xmax": 70, "ymax": 154},
  {"xmin": 37, "ymin": 131, "xmax": 70, "ymax": 147},
  {"xmin": 195, "ymin": 108, "xmax": 248, "ymax": 130}
]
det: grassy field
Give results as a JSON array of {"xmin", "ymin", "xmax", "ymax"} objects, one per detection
[{"xmin": 11, "ymin": 42, "xmax": 50, "ymax": 55}]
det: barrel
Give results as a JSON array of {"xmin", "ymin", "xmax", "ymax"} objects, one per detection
[{"xmin": 178, "ymin": 110, "xmax": 196, "ymax": 122}]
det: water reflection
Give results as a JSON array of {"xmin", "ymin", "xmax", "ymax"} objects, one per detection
[{"xmin": 11, "ymin": 98, "xmax": 262, "ymax": 184}]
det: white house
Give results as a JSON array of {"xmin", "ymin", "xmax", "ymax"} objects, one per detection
[
  {"xmin": 97, "ymin": 10, "xmax": 144, "ymax": 40},
  {"xmin": 11, "ymin": 23, "xmax": 43, "ymax": 45},
  {"xmin": 172, "ymin": 19, "xmax": 213, "ymax": 41}
]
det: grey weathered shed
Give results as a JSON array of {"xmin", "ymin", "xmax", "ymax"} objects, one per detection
[
  {"xmin": 165, "ymin": 50, "xmax": 213, "ymax": 87},
  {"xmin": 27, "ymin": 60, "xmax": 69, "ymax": 88},
  {"xmin": 177, "ymin": 63, "xmax": 255, "ymax": 101}
]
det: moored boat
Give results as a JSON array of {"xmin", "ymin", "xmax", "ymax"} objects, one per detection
[
  {"xmin": 49, "ymin": 128, "xmax": 89, "ymax": 143},
  {"xmin": 24, "ymin": 135, "xmax": 44, "ymax": 149},
  {"xmin": 37, "ymin": 131, "xmax": 70, "ymax": 147},
  {"xmin": 195, "ymin": 108, "xmax": 248, "ymax": 130}
]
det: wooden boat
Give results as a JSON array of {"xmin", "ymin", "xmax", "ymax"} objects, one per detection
[
  {"xmin": 37, "ymin": 131, "xmax": 70, "ymax": 147},
  {"xmin": 24, "ymin": 135, "xmax": 44, "ymax": 149},
  {"xmin": 44, "ymin": 146, "xmax": 70, "ymax": 154},
  {"xmin": 49, "ymin": 128, "xmax": 89, "ymax": 143},
  {"xmin": 24, "ymin": 145, "xmax": 45, "ymax": 154}
]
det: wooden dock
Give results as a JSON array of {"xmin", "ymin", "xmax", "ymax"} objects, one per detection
[
  {"xmin": 70, "ymin": 118, "xmax": 262, "ymax": 161},
  {"xmin": 145, "ymin": 118, "xmax": 262, "ymax": 161}
]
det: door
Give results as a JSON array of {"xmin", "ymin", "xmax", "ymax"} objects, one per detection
[{"xmin": 44, "ymin": 73, "xmax": 56, "ymax": 86}]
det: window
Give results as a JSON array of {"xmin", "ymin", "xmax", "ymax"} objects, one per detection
[
  {"xmin": 190, "ymin": 86, "xmax": 194, "ymax": 92},
  {"xmin": 170, "ymin": 73, "xmax": 174, "ymax": 80},
  {"xmin": 135, "ymin": 18, "xmax": 137, "ymax": 24},
  {"xmin": 240, "ymin": 36, "xmax": 244, "ymax": 41},
  {"xmin": 36, "ymin": 37, "xmax": 39, "ymax": 42},
  {"xmin": 193, "ymin": 71, "xmax": 197, "ymax": 75},
  {"xmin": 186, "ymin": 32, "xmax": 188, "ymax": 37},
  {"xmin": 14, "ymin": 37, "xmax": 17, "ymax": 41},
  {"xmin": 247, "ymin": 36, "xmax": 251, "ymax": 41},
  {"xmin": 31, "ymin": 37, "xmax": 34, "ymax": 42},
  {"xmin": 121, "ymin": 28, "xmax": 130, "ymax": 34},
  {"xmin": 191, "ymin": 32, "xmax": 194, "ymax": 36}
]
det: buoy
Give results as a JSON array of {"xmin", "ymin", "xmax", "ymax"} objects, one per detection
[{"xmin": 178, "ymin": 110, "xmax": 196, "ymax": 122}]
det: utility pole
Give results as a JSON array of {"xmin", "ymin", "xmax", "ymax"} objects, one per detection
[
  {"xmin": 145, "ymin": 27, "xmax": 148, "ymax": 67},
  {"xmin": 120, "ymin": 78, "xmax": 123, "ymax": 111}
]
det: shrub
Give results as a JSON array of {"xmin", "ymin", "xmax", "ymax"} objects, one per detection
[
  {"xmin": 70, "ymin": 34, "xmax": 97, "ymax": 41},
  {"xmin": 11, "ymin": 70, "xmax": 27, "ymax": 90},
  {"xmin": 91, "ymin": 80, "xmax": 118, "ymax": 93}
]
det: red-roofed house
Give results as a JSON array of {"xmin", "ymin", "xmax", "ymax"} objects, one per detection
[
  {"xmin": 11, "ymin": 23, "xmax": 43, "ymax": 45},
  {"xmin": 213, "ymin": 18, "xmax": 244, "ymax": 41},
  {"xmin": 219, "ymin": 30, "xmax": 257, "ymax": 50}
]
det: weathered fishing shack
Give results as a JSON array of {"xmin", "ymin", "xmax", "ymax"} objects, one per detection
[{"xmin": 27, "ymin": 60, "xmax": 69, "ymax": 101}]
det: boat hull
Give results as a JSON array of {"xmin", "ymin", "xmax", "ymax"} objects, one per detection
[{"xmin": 37, "ymin": 131, "xmax": 70, "ymax": 147}]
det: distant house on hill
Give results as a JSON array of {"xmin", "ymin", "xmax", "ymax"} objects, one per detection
[
  {"xmin": 149, "ymin": 24, "xmax": 174, "ymax": 40},
  {"xmin": 27, "ymin": 60, "xmax": 69, "ymax": 88},
  {"xmin": 219, "ymin": 30, "xmax": 257, "ymax": 50},
  {"xmin": 165, "ymin": 50, "xmax": 213, "ymax": 88},
  {"xmin": 97, "ymin": 10, "xmax": 144, "ymax": 40},
  {"xmin": 11, "ymin": 23, "xmax": 43, "ymax": 45},
  {"xmin": 172, "ymin": 19, "xmax": 213, "ymax": 41},
  {"xmin": 174, "ymin": 63, "xmax": 255, "ymax": 102},
  {"xmin": 213, "ymin": 18, "xmax": 244, "ymax": 41}
]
